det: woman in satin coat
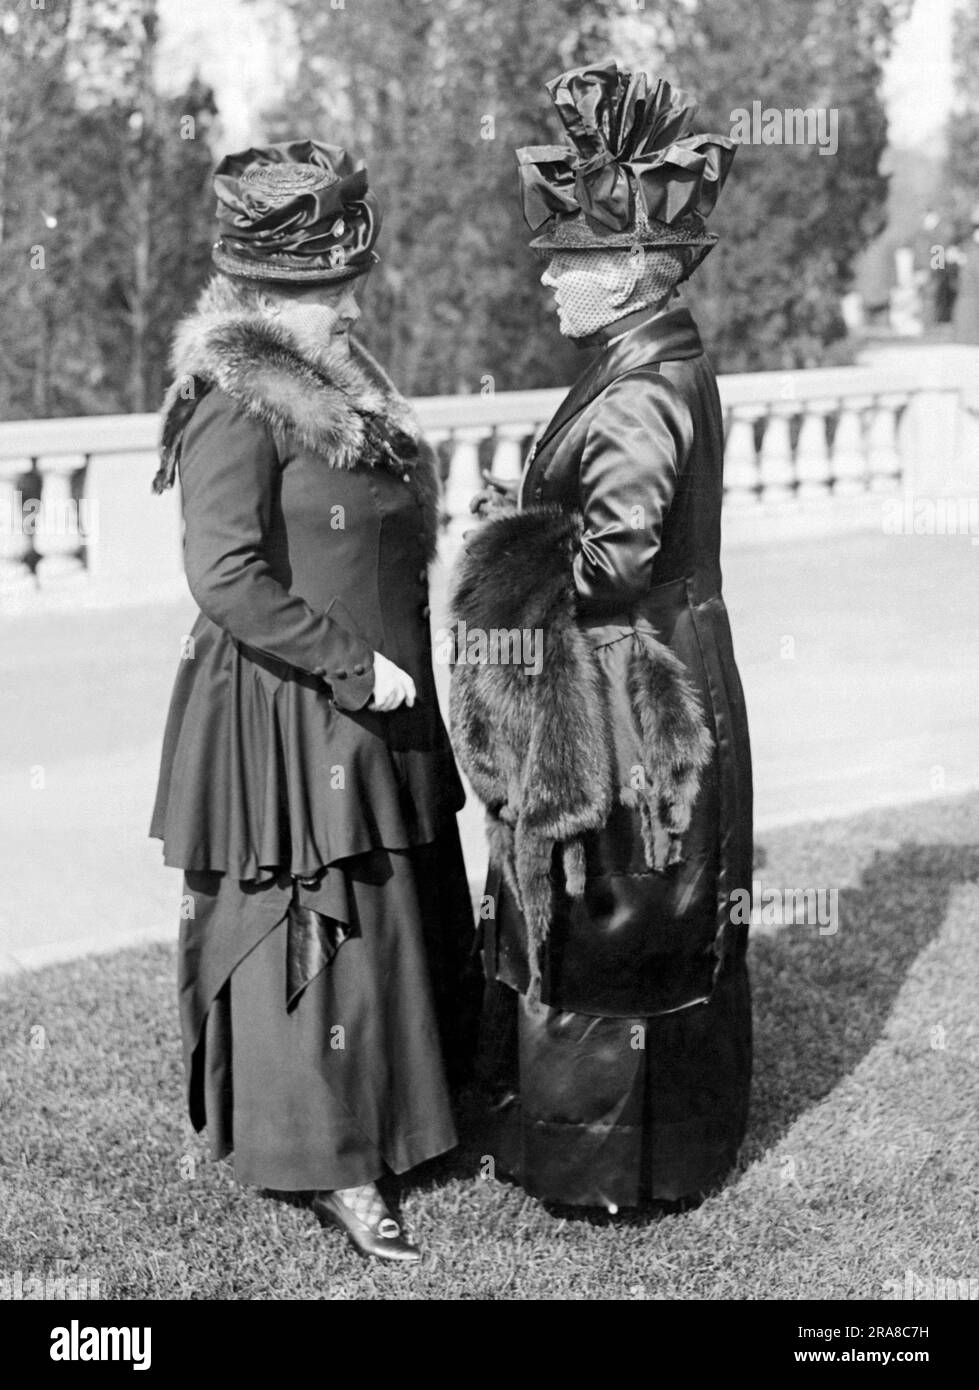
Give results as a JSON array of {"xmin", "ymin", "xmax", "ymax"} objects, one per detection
[{"xmin": 451, "ymin": 63, "xmax": 753, "ymax": 1210}]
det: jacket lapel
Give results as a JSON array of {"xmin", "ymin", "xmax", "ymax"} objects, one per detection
[{"xmin": 530, "ymin": 306, "xmax": 704, "ymax": 461}]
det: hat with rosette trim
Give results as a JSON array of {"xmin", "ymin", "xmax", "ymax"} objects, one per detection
[
  {"xmin": 518, "ymin": 61, "xmax": 736, "ymax": 278},
  {"xmin": 211, "ymin": 139, "xmax": 381, "ymax": 283}
]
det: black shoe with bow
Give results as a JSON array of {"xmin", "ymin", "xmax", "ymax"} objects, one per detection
[{"xmin": 312, "ymin": 1189, "xmax": 421, "ymax": 1263}]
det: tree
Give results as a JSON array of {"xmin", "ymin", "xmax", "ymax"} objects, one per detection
[
  {"xmin": 0, "ymin": 0, "xmax": 911, "ymax": 415},
  {"xmin": 946, "ymin": 0, "xmax": 979, "ymax": 239},
  {"xmin": 0, "ymin": 0, "xmax": 80, "ymax": 415},
  {"xmin": 0, "ymin": 0, "xmax": 218, "ymax": 418},
  {"xmin": 258, "ymin": 0, "xmax": 616, "ymax": 394},
  {"xmin": 255, "ymin": 0, "xmax": 905, "ymax": 382},
  {"xmin": 641, "ymin": 0, "xmax": 907, "ymax": 370}
]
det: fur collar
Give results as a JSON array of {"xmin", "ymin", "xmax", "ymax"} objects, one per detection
[{"xmin": 155, "ymin": 276, "xmax": 442, "ymax": 560}]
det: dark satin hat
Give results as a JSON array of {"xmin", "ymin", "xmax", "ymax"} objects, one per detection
[
  {"xmin": 518, "ymin": 61, "xmax": 735, "ymax": 273},
  {"xmin": 212, "ymin": 139, "xmax": 381, "ymax": 283}
]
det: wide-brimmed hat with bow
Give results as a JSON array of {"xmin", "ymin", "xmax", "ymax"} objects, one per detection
[
  {"xmin": 211, "ymin": 139, "xmax": 381, "ymax": 283},
  {"xmin": 518, "ymin": 61, "xmax": 736, "ymax": 276}
]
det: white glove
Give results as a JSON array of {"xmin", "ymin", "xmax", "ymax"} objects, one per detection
[{"xmin": 368, "ymin": 652, "xmax": 416, "ymax": 711}]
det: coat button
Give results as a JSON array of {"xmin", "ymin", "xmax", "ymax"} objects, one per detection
[
  {"xmin": 420, "ymin": 604, "xmax": 431, "ymax": 620},
  {"xmin": 353, "ymin": 663, "xmax": 366, "ymax": 676},
  {"xmin": 534, "ymin": 486, "xmax": 543, "ymax": 500},
  {"xmin": 335, "ymin": 669, "xmax": 348, "ymax": 680},
  {"xmin": 402, "ymin": 472, "xmax": 411, "ymax": 483},
  {"xmin": 418, "ymin": 569, "xmax": 427, "ymax": 584}
]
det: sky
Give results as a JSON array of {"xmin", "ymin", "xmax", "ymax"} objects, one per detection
[
  {"xmin": 157, "ymin": 0, "xmax": 961, "ymax": 153},
  {"xmin": 883, "ymin": 0, "xmax": 957, "ymax": 149},
  {"xmin": 156, "ymin": 0, "xmax": 292, "ymax": 147}
]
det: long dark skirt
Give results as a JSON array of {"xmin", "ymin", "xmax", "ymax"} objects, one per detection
[
  {"xmin": 478, "ymin": 966, "xmax": 751, "ymax": 1208},
  {"xmin": 179, "ymin": 826, "xmax": 478, "ymax": 1191},
  {"xmin": 477, "ymin": 850, "xmax": 752, "ymax": 1213}
]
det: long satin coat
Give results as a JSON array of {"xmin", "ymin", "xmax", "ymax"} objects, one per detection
[{"xmin": 486, "ymin": 304, "xmax": 753, "ymax": 1017}]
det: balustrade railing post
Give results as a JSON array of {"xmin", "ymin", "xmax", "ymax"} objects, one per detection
[
  {"xmin": 34, "ymin": 456, "xmax": 87, "ymax": 586},
  {"xmin": 490, "ymin": 423, "xmax": 527, "ymax": 485},
  {"xmin": 756, "ymin": 406, "xmax": 795, "ymax": 504},
  {"xmin": 831, "ymin": 398, "xmax": 870, "ymax": 496},
  {"xmin": 867, "ymin": 395, "xmax": 906, "ymax": 493},
  {"xmin": 904, "ymin": 387, "xmax": 960, "ymax": 496},
  {"xmin": 794, "ymin": 404, "xmax": 833, "ymax": 502},
  {"xmin": 723, "ymin": 407, "xmax": 761, "ymax": 509},
  {"xmin": 0, "ymin": 457, "xmax": 36, "ymax": 592},
  {"xmin": 422, "ymin": 430, "xmax": 451, "ymax": 523},
  {"xmin": 444, "ymin": 426, "xmax": 487, "ymax": 538}
]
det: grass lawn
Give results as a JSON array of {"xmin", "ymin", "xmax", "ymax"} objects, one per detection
[{"xmin": 1, "ymin": 793, "xmax": 977, "ymax": 1300}]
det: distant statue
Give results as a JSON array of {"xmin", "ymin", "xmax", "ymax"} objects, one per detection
[{"xmin": 890, "ymin": 247, "xmax": 923, "ymax": 336}]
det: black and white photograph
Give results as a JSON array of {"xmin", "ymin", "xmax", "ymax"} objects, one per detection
[{"xmin": 0, "ymin": 0, "xmax": 976, "ymax": 1334}]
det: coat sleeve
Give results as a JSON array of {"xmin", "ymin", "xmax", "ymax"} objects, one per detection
[
  {"xmin": 178, "ymin": 389, "xmax": 376, "ymax": 712},
  {"xmin": 572, "ymin": 371, "xmax": 694, "ymax": 614}
]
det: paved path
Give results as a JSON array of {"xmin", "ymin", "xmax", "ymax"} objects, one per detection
[{"xmin": 1, "ymin": 527, "xmax": 976, "ymax": 973}]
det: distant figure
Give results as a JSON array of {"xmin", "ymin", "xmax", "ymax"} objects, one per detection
[{"xmin": 919, "ymin": 210, "xmax": 958, "ymax": 329}]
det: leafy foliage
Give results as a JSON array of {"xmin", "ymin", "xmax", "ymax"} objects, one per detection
[
  {"xmin": 261, "ymin": 0, "xmax": 904, "ymax": 382},
  {"xmin": 0, "ymin": 0, "xmax": 906, "ymax": 414},
  {"xmin": 260, "ymin": 0, "xmax": 617, "ymax": 395},
  {"xmin": 0, "ymin": 0, "xmax": 217, "ymax": 417},
  {"xmin": 655, "ymin": 0, "xmax": 904, "ymax": 369},
  {"xmin": 946, "ymin": 0, "xmax": 979, "ymax": 238}
]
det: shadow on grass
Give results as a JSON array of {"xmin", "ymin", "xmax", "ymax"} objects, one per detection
[
  {"xmin": 400, "ymin": 840, "xmax": 979, "ymax": 1219},
  {"xmin": 744, "ymin": 840, "xmax": 979, "ymax": 1160}
]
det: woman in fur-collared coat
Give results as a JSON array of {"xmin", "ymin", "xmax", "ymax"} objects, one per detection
[
  {"xmin": 150, "ymin": 142, "xmax": 476, "ymax": 1262},
  {"xmin": 451, "ymin": 64, "xmax": 753, "ymax": 1210}
]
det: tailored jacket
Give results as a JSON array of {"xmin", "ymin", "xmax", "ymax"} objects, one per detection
[{"xmin": 151, "ymin": 276, "xmax": 464, "ymax": 886}]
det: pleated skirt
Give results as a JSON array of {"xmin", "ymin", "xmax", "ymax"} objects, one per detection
[{"xmin": 180, "ymin": 826, "xmax": 479, "ymax": 1191}]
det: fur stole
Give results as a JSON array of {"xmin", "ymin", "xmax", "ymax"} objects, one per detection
[
  {"xmin": 153, "ymin": 276, "xmax": 441, "ymax": 561},
  {"xmin": 448, "ymin": 507, "xmax": 713, "ymax": 1002}
]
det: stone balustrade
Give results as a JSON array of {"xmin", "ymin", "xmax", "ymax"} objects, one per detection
[{"xmin": 1, "ymin": 346, "xmax": 976, "ymax": 610}]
